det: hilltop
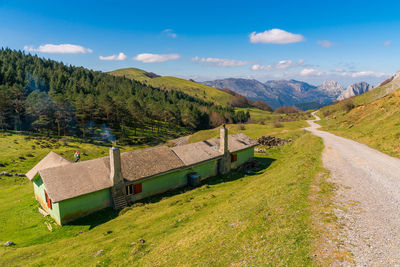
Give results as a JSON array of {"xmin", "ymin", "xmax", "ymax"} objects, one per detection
[
  {"xmin": 110, "ymin": 68, "xmax": 234, "ymax": 107},
  {"xmin": 318, "ymin": 71, "xmax": 400, "ymax": 157}
]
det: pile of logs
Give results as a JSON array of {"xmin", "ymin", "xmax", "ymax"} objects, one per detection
[{"xmin": 256, "ymin": 135, "xmax": 292, "ymax": 152}]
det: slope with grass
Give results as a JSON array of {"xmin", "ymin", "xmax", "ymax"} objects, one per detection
[
  {"xmin": 318, "ymin": 72, "xmax": 400, "ymax": 158},
  {"xmin": 110, "ymin": 68, "xmax": 233, "ymax": 106},
  {"xmin": 0, "ymin": 123, "xmax": 331, "ymax": 266}
]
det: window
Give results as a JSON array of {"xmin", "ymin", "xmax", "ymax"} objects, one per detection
[
  {"xmin": 134, "ymin": 183, "xmax": 142, "ymax": 194},
  {"xmin": 126, "ymin": 183, "xmax": 142, "ymax": 195},
  {"xmin": 45, "ymin": 191, "xmax": 52, "ymax": 209},
  {"xmin": 126, "ymin": 184, "xmax": 134, "ymax": 195},
  {"xmin": 231, "ymin": 154, "xmax": 238, "ymax": 163}
]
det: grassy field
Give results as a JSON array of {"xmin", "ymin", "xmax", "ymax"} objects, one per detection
[
  {"xmin": 188, "ymin": 121, "xmax": 308, "ymax": 143},
  {"xmin": 0, "ymin": 120, "xmax": 337, "ymax": 266},
  {"xmin": 110, "ymin": 68, "xmax": 233, "ymax": 106},
  {"xmin": 318, "ymin": 78, "xmax": 400, "ymax": 158}
]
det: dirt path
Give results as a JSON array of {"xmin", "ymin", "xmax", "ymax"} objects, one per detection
[{"xmin": 306, "ymin": 112, "xmax": 400, "ymax": 265}]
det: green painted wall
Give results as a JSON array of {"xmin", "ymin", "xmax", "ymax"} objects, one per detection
[
  {"xmin": 32, "ymin": 175, "xmax": 61, "ymax": 224},
  {"xmin": 58, "ymin": 188, "xmax": 111, "ymax": 224},
  {"xmin": 127, "ymin": 160, "xmax": 219, "ymax": 202},
  {"xmin": 127, "ymin": 168, "xmax": 188, "ymax": 202},
  {"xmin": 189, "ymin": 160, "xmax": 218, "ymax": 181},
  {"xmin": 231, "ymin": 147, "xmax": 254, "ymax": 169}
]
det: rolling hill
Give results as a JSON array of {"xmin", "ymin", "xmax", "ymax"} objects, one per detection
[
  {"xmin": 318, "ymin": 71, "xmax": 400, "ymax": 157},
  {"xmin": 110, "ymin": 68, "xmax": 234, "ymax": 107}
]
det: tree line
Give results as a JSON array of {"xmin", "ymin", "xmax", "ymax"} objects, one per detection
[{"xmin": 0, "ymin": 49, "xmax": 250, "ymax": 140}]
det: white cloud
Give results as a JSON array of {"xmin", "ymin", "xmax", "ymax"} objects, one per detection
[
  {"xmin": 192, "ymin": 56, "xmax": 253, "ymax": 67},
  {"xmin": 342, "ymin": 71, "xmax": 388, "ymax": 78},
  {"xmin": 299, "ymin": 68, "xmax": 324, "ymax": 76},
  {"xmin": 24, "ymin": 44, "xmax": 92, "ymax": 54},
  {"xmin": 383, "ymin": 40, "xmax": 392, "ymax": 46},
  {"xmin": 317, "ymin": 40, "xmax": 333, "ymax": 48},
  {"xmin": 133, "ymin": 53, "xmax": 180, "ymax": 63},
  {"xmin": 99, "ymin": 52, "xmax": 127, "ymax": 61},
  {"xmin": 299, "ymin": 68, "xmax": 388, "ymax": 78},
  {"xmin": 163, "ymin": 29, "xmax": 177, "ymax": 38},
  {"xmin": 252, "ymin": 59, "xmax": 304, "ymax": 71},
  {"xmin": 249, "ymin": 29, "xmax": 305, "ymax": 44}
]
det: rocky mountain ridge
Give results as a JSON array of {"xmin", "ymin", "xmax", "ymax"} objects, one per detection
[
  {"xmin": 337, "ymin": 82, "xmax": 373, "ymax": 101},
  {"xmin": 202, "ymin": 78, "xmax": 374, "ymax": 109}
]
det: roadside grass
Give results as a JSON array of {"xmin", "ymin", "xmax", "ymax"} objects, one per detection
[
  {"xmin": 188, "ymin": 121, "xmax": 308, "ymax": 143},
  {"xmin": 0, "ymin": 119, "xmax": 338, "ymax": 266},
  {"xmin": 110, "ymin": 68, "xmax": 233, "ymax": 106},
  {"xmin": 318, "ymin": 88, "xmax": 400, "ymax": 158},
  {"xmin": 309, "ymin": 171, "xmax": 353, "ymax": 265},
  {"xmin": 235, "ymin": 108, "xmax": 313, "ymax": 124}
]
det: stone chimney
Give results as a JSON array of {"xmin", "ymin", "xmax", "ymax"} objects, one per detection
[
  {"xmin": 218, "ymin": 125, "xmax": 231, "ymax": 174},
  {"xmin": 219, "ymin": 124, "xmax": 228, "ymax": 154},
  {"xmin": 109, "ymin": 147, "xmax": 123, "ymax": 185},
  {"xmin": 109, "ymin": 147, "xmax": 127, "ymax": 209}
]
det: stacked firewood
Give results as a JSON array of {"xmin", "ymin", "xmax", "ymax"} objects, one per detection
[{"xmin": 255, "ymin": 136, "xmax": 292, "ymax": 152}]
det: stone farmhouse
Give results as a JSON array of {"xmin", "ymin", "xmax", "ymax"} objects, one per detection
[{"xmin": 26, "ymin": 126, "xmax": 258, "ymax": 225}]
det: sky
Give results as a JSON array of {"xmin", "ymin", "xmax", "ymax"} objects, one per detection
[{"xmin": 1, "ymin": 0, "xmax": 400, "ymax": 86}]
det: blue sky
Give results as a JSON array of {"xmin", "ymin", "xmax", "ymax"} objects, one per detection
[{"xmin": 1, "ymin": 0, "xmax": 400, "ymax": 86}]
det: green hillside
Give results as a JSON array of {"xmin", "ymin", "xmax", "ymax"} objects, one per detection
[
  {"xmin": 0, "ymin": 124, "xmax": 339, "ymax": 266},
  {"xmin": 110, "ymin": 68, "xmax": 233, "ymax": 106},
  {"xmin": 318, "ymin": 73, "xmax": 400, "ymax": 158}
]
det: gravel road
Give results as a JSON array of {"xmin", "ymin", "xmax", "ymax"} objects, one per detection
[{"xmin": 306, "ymin": 112, "xmax": 400, "ymax": 266}]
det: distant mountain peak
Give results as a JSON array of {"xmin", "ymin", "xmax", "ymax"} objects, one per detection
[
  {"xmin": 337, "ymin": 82, "xmax": 372, "ymax": 101},
  {"xmin": 317, "ymin": 80, "xmax": 344, "ymax": 98}
]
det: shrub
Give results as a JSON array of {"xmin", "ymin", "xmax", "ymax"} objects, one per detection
[
  {"xmin": 342, "ymin": 99, "xmax": 355, "ymax": 113},
  {"xmin": 274, "ymin": 106, "xmax": 300, "ymax": 114},
  {"xmin": 273, "ymin": 121, "xmax": 284, "ymax": 128}
]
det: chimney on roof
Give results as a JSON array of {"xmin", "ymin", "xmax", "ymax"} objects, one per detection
[
  {"xmin": 218, "ymin": 125, "xmax": 231, "ymax": 175},
  {"xmin": 219, "ymin": 124, "xmax": 228, "ymax": 154},
  {"xmin": 109, "ymin": 147, "xmax": 127, "ymax": 209},
  {"xmin": 109, "ymin": 147, "xmax": 123, "ymax": 185}
]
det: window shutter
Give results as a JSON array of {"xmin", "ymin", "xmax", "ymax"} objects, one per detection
[
  {"xmin": 134, "ymin": 183, "xmax": 142, "ymax": 194},
  {"xmin": 45, "ymin": 191, "xmax": 52, "ymax": 209},
  {"xmin": 231, "ymin": 154, "xmax": 237, "ymax": 162}
]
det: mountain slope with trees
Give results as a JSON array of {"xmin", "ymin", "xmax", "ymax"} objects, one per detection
[{"xmin": 0, "ymin": 49, "xmax": 249, "ymax": 142}]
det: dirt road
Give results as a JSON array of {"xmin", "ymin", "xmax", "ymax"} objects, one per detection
[{"xmin": 306, "ymin": 112, "xmax": 400, "ymax": 265}]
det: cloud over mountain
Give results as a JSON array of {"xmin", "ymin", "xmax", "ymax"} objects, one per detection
[
  {"xmin": 252, "ymin": 59, "xmax": 304, "ymax": 71},
  {"xmin": 133, "ymin": 53, "xmax": 180, "ymax": 63},
  {"xmin": 99, "ymin": 52, "xmax": 127, "ymax": 61},
  {"xmin": 192, "ymin": 56, "xmax": 253, "ymax": 67},
  {"xmin": 24, "ymin": 44, "xmax": 93, "ymax": 54}
]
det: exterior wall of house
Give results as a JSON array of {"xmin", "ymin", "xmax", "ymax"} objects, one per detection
[
  {"xmin": 127, "ymin": 168, "xmax": 188, "ymax": 202},
  {"xmin": 188, "ymin": 159, "xmax": 219, "ymax": 181},
  {"xmin": 230, "ymin": 147, "xmax": 254, "ymax": 169},
  {"xmin": 32, "ymin": 175, "xmax": 61, "ymax": 224},
  {"xmin": 126, "ymin": 159, "xmax": 220, "ymax": 203},
  {"xmin": 58, "ymin": 188, "xmax": 112, "ymax": 225}
]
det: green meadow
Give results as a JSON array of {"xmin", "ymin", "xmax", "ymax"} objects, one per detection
[
  {"xmin": 318, "ymin": 82, "xmax": 400, "ymax": 158},
  {"xmin": 0, "ymin": 121, "xmax": 338, "ymax": 266}
]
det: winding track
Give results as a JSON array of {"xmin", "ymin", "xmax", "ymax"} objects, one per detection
[{"xmin": 306, "ymin": 112, "xmax": 400, "ymax": 265}]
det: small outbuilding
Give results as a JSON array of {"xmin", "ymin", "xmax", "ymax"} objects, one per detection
[{"xmin": 26, "ymin": 126, "xmax": 258, "ymax": 225}]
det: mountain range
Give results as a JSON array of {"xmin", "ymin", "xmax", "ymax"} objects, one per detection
[{"xmin": 202, "ymin": 78, "xmax": 372, "ymax": 109}]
